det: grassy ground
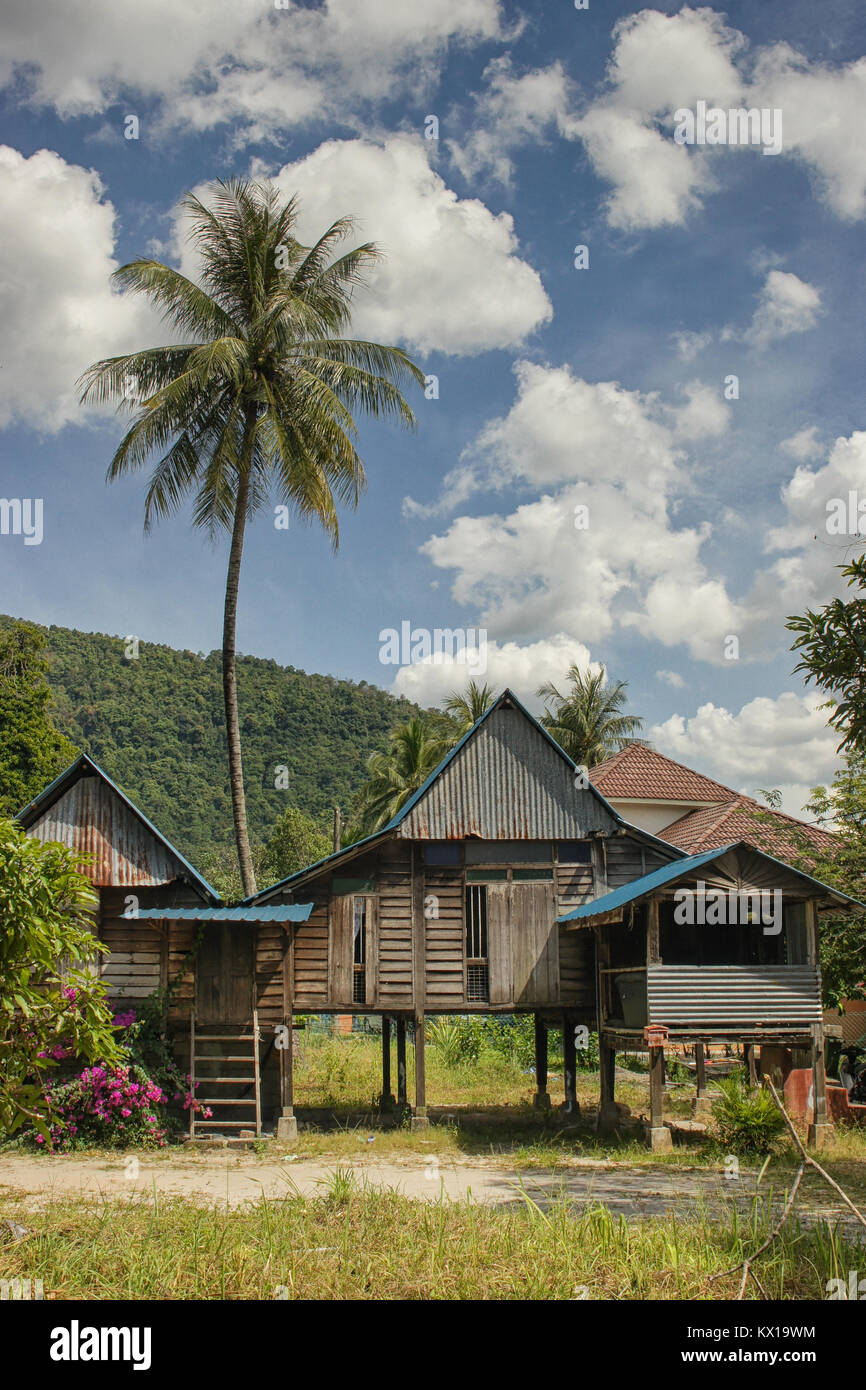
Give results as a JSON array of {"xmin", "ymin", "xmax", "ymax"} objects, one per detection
[
  {"xmin": 2, "ymin": 1035, "xmax": 863, "ymax": 1300},
  {"xmin": 0, "ymin": 1181, "xmax": 862, "ymax": 1300}
]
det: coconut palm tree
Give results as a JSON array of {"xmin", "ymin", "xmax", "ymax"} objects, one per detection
[
  {"xmin": 537, "ymin": 665, "xmax": 644, "ymax": 767},
  {"xmin": 347, "ymin": 717, "xmax": 447, "ymax": 840},
  {"xmin": 443, "ymin": 679, "xmax": 496, "ymax": 734},
  {"xmin": 79, "ymin": 179, "xmax": 424, "ymax": 895}
]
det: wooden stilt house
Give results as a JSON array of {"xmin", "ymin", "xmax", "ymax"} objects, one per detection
[{"xmin": 17, "ymin": 696, "xmax": 860, "ymax": 1145}]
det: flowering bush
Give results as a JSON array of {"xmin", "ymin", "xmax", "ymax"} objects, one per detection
[{"xmin": 37, "ymin": 1063, "xmax": 169, "ymax": 1152}]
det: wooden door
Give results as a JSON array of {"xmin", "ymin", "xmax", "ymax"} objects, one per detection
[
  {"xmin": 196, "ymin": 924, "xmax": 254, "ymax": 1024},
  {"xmin": 487, "ymin": 881, "xmax": 513, "ymax": 1004},
  {"xmin": 511, "ymin": 882, "xmax": 559, "ymax": 1005}
]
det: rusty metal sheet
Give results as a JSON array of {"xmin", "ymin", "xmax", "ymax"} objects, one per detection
[
  {"xmin": 26, "ymin": 775, "xmax": 185, "ymax": 887},
  {"xmin": 400, "ymin": 704, "xmax": 616, "ymax": 840},
  {"xmin": 647, "ymin": 964, "xmax": 822, "ymax": 1026}
]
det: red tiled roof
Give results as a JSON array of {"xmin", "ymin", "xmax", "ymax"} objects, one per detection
[
  {"xmin": 660, "ymin": 795, "xmax": 837, "ymax": 859},
  {"xmin": 590, "ymin": 742, "xmax": 740, "ymax": 803}
]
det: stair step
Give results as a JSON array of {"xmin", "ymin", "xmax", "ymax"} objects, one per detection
[
  {"xmin": 195, "ymin": 1055, "xmax": 257, "ymax": 1062},
  {"xmin": 194, "ymin": 1120, "xmax": 260, "ymax": 1129},
  {"xmin": 195, "ymin": 1035, "xmax": 258, "ymax": 1042},
  {"xmin": 198, "ymin": 1098, "xmax": 257, "ymax": 1107},
  {"xmin": 197, "ymin": 1076, "xmax": 256, "ymax": 1085}
]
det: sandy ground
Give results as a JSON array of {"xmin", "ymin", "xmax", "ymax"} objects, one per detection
[{"xmin": 0, "ymin": 1151, "xmax": 861, "ymax": 1231}]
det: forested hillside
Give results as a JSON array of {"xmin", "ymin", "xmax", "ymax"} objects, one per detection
[{"xmin": 1, "ymin": 615, "xmax": 424, "ymax": 861}]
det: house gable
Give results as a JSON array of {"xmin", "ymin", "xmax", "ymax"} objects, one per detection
[
  {"xmin": 397, "ymin": 692, "xmax": 620, "ymax": 841},
  {"xmin": 17, "ymin": 754, "xmax": 216, "ymax": 897}
]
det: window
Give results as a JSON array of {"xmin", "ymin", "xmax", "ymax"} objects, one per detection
[
  {"xmin": 557, "ymin": 841, "xmax": 592, "ymax": 864},
  {"xmin": 465, "ymin": 884, "xmax": 489, "ymax": 1002},
  {"xmin": 423, "ymin": 842, "xmax": 462, "ymax": 866},
  {"xmin": 353, "ymin": 897, "xmax": 367, "ymax": 1004},
  {"xmin": 464, "ymin": 840, "xmax": 552, "ymax": 864}
]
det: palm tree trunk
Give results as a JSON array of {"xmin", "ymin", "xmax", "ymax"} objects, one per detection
[{"xmin": 222, "ymin": 411, "xmax": 257, "ymax": 897}]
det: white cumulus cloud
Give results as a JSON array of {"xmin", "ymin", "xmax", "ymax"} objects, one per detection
[{"xmin": 0, "ymin": 146, "xmax": 160, "ymax": 431}]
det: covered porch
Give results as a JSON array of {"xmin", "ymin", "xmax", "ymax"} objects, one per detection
[{"xmin": 559, "ymin": 841, "xmax": 864, "ymax": 1150}]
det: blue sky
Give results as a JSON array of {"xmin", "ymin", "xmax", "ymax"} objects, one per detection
[{"xmin": 1, "ymin": 1, "xmax": 865, "ymax": 811}]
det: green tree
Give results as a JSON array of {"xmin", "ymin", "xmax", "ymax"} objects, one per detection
[
  {"xmin": 787, "ymin": 554, "xmax": 866, "ymax": 754},
  {"xmin": 443, "ymin": 679, "xmax": 496, "ymax": 733},
  {"xmin": 265, "ymin": 805, "xmax": 331, "ymax": 881},
  {"xmin": 346, "ymin": 717, "xmax": 447, "ymax": 840},
  {"xmin": 794, "ymin": 759, "xmax": 866, "ymax": 1005},
  {"xmin": 79, "ymin": 179, "xmax": 424, "ymax": 896},
  {"xmin": 0, "ymin": 621, "xmax": 77, "ymax": 816},
  {"xmin": 537, "ymin": 666, "xmax": 644, "ymax": 766},
  {"xmin": 0, "ymin": 819, "xmax": 119, "ymax": 1137}
]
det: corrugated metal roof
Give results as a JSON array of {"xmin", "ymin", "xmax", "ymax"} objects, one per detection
[
  {"xmin": 244, "ymin": 689, "xmax": 636, "ymax": 906},
  {"xmin": 389, "ymin": 689, "xmax": 621, "ymax": 836},
  {"xmin": 398, "ymin": 698, "xmax": 618, "ymax": 840},
  {"xmin": 16, "ymin": 753, "xmax": 218, "ymax": 901},
  {"xmin": 558, "ymin": 841, "xmax": 866, "ymax": 923},
  {"xmin": 134, "ymin": 905, "xmax": 313, "ymax": 922}
]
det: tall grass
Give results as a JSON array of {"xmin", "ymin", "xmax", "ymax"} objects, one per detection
[{"xmin": 0, "ymin": 1186, "xmax": 861, "ymax": 1300}]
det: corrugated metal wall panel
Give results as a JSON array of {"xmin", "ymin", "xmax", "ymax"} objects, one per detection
[
  {"xmin": 27, "ymin": 776, "xmax": 184, "ymax": 887},
  {"xmin": 647, "ymin": 965, "xmax": 822, "ymax": 1024},
  {"xmin": 401, "ymin": 706, "xmax": 617, "ymax": 840}
]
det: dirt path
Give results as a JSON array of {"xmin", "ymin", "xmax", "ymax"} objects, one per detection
[{"xmin": 0, "ymin": 1152, "xmax": 861, "ymax": 1233}]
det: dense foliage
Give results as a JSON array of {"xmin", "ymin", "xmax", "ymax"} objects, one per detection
[
  {"xmin": 0, "ymin": 613, "xmax": 426, "ymax": 863},
  {"xmin": 787, "ymin": 554, "xmax": 866, "ymax": 755},
  {"xmin": 0, "ymin": 818, "xmax": 119, "ymax": 1138},
  {"xmin": 0, "ymin": 621, "xmax": 77, "ymax": 817},
  {"xmin": 798, "ymin": 759, "xmax": 866, "ymax": 1005}
]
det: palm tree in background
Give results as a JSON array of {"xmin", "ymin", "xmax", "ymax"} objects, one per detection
[
  {"xmin": 80, "ymin": 179, "xmax": 424, "ymax": 895},
  {"xmin": 347, "ymin": 717, "xmax": 447, "ymax": 840},
  {"xmin": 443, "ymin": 679, "xmax": 496, "ymax": 733},
  {"xmin": 537, "ymin": 666, "xmax": 644, "ymax": 767}
]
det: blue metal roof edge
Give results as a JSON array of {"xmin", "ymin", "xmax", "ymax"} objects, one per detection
[
  {"xmin": 16, "ymin": 752, "xmax": 221, "ymax": 904},
  {"xmin": 135, "ymin": 903, "xmax": 314, "ymax": 922},
  {"xmin": 558, "ymin": 840, "xmax": 866, "ymax": 922}
]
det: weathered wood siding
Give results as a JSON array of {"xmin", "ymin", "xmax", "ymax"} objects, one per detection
[
  {"xmin": 99, "ymin": 885, "xmax": 201, "ymax": 1002},
  {"xmin": 424, "ymin": 867, "xmax": 464, "ymax": 1009},
  {"xmin": 377, "ymin": 841, "xmax": 414, "ymax": 1010},
  {"xmin": 512, "ymin": 881, "xmax": 559, "ymax": 1004},
  {"xmin": 293, "ymin": 896, "xmax": 330, "ymax": 1009},
  {"xmin": 605, "ymin": 835, "xmax": 675, "ymax": 889},
  {"xmin": 556, "ymin": 860, "xmax": 595, "ymax": 1009}
]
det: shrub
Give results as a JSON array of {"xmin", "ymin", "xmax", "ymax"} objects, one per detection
[
  {"xmin": 36, "ymin": 1063, "xmax": 169, "ymax": 1152},
  {"xmin": 711, "ymin": 1076, "xmax": 786, "ymax": 1155}
]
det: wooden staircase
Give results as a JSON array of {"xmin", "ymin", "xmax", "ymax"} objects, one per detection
[{"xmin": 188, "ymin": 1008, "xmax": 262, "ymax": 1139}]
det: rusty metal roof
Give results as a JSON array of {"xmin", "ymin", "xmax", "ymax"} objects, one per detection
[
  {"xmin": 16, "ymin": 753, "xmax": 218, "ymax": 900},
  {"xmin": 397, "ymin": 694, "xmax": 618, "ymax": 840},
  {"xmin": 245, "ymin": 689, "xmax": 677, "ymax": 904}
]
